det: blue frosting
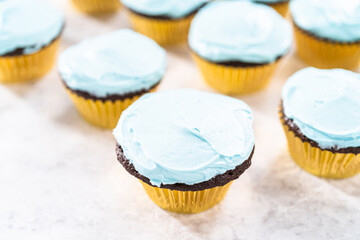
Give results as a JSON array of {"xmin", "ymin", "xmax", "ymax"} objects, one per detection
[
  {"xmin": 291, "ymin": 0, "xmax": 360, "ymax": 42},
  {"xmin": 282, "ymin": 68, "xmax": 360, "ymax": 149},
  {"xmin": 0, "ymin": 0, "xmax": 64, "ymax": 55},
  {"xmin": 58, "ymin": 29, "xmax": 166, "ymax": 97},
  {"xmin": 113, "ymin": 89, "xmax": 255, "ymax": 186},
  {"xmin": 121, "ymin": 0, "xmax": 209, "ymax": 18},
  {"xmin": 188, "ymin": 1, "xmax": 292, "ymax": 64}
]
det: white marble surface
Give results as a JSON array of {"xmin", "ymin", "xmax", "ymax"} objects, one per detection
[{"xmin": 1, "ymin": 1, "xmax": 360, "ymax": 239}]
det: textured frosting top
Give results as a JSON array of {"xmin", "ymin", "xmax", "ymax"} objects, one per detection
[
  {"xmin": 58, "ymin": 29, "xmax": 166, "ymax": 97},
  {"xmin": 121, "ymin": 0, "xmax": 208, "ymax": 18},
  {"xmin": 282, "ymin": 68, "xmax": 360, "ymax": 149},
  {"xmin": 291, "ymin": 0, "xmax": 360, "ymax": 42},
  {"xmin": 188, "ymin": 1, "xmax": 292, "ymax": 63},
  {"xmin": 114, "ymin": 89, "xmax": 255, "ymax": 186},
  {"xmin": 0, "ymin": 0, "xmax": 64, "ymax": 55}
]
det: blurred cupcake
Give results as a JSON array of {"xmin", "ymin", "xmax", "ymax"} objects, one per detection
[
  {"xmin": 58, "ymin": 29, "xmax": 166, "ymax": 129},
  {"xmin": 291, "ymin": 0, "xmax": 360, "ymax": 70},
  {"xmin": 280, "ymin": 68, "xmax": 360, "ymax": 179},
  {"xmin": 114, "ymin": 89, "xmax": 255, "ymax": 214},
  {"xmin": 253, "ymin": 0, "xmax": 289, "ymax": 17},
  {"xmin": 122, "ymin": 0, "xmax": 208, "ymax": 45},
  {"xmin": 189, "ymin": 1, "xmax": 292, "ymax": 94},
  {"xmin": 0, "ymin": 0, "xmax": 64, "ymax": 84},
  {"xmin": 71, "ymin": 0, "xmax": 121, "ymax": 14}
]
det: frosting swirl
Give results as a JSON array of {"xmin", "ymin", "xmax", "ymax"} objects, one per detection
[
  {"xmin": 291, "ymin": 0, "xmax": 360, "ymax": 42},
  {"xmin": 188, "ymin": 1, "xmax": 292, "ymax": 63},
  {"xmin": 0, "ymin": 0, "xmax": 64, "ymax": 55},
  {"xmin": 121, "ymin": 0, "xmax": 208, "ymax": 18},
  {"xmin": 58, "ymin": 29, "xmax": 166, "ymax": 97},
  {"xmin": 282, "ymin": 68, "xmax": 360, "ymax": 149},
  {"xmin": 113, "ymin": 89, "xmax": 255, "ymax": 186}
]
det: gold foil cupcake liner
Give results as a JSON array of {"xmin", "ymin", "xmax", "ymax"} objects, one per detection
[
  {"xmin": 0, "ymin": 39, "xmax": 60, "ymax": 84},
  {"xmin": 268, "ymin": 1, "xmax": 289, "ymax": 17},
  {"xmin": 293, "ymin": 24, "xmax": 360, "ymax": 70},
  {"xmin": 66, "ymin": 88, "xmax": 155, "ymax": 129},
  {"xmin": 281, "ymin": 122, "xmax": 360, "ymax": 179},
  {"xmin": 128, "ymin": 11, "xmax": 194, "ymax": 45},
  {"xmin": 192, "ymin": 53, "xmax": 279, "ymax": 94},
  {"xmin": 140, "ymin": 181, "xmax": 233, "ymax": 214},
  {"xmin": 71, "ymin": 0, "xmax": 120, "ymax": 14}
]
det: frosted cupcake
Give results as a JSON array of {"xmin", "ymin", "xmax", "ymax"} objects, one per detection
[
  {"xmin": 291, "ymin": 0, "xmax": 360, "ymax": 70},
  {"xmin": 113, "ymin": 89, "xmax": 255, "ymax": 213},
  {"xmin": 121, "ymin": 0, "xmax": 208, "ymax": 45},
  {"xmin": 0, "ymin": 0, "xmax": 64, "ymax": 83},
  {"xmin": 252, "ymin": 0, "xmax": 289, "ymax": 17},
  {"xmin": 71, "ymin": 0, "xmax": 121, "ymax": 14},
  {"xmin": 58, "ymin": 29, "xmax": 166, "ymax": 129},
  {"xmin": 280, "ymin": 68, "xmax": 360, "ymax": 179},
  {"xmin": 189, "ymin": 1, "xmax": 292, "ymax": 94}
]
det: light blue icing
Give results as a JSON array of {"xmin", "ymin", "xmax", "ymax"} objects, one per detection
[
  {"xmin": 113, "ymin": 89, "xmax": 255, "ymax": 186},
  {"xmin": 188, "ymin": 1, "xmax": 292, "ymax": 63},
  {"xmin": 282, "ymin": 67, "xmax": 360, "ymax": 149},
  {"xmin": 0, "ymin": 0, "xmax": 64, "ymax": 55},
  {"xmin": 121, "ymin": 0, "xmax": 209, "ymax": 18},
  {"xmin": 291, "ymin": 0, "xmax": 360, "ymax": 42},
  {"xmin": 58, "ymin": 29, "xmax": 166, "ymax": 97}
]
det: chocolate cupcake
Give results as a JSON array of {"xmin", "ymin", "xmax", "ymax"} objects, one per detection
[
  {"xmin": 290, "ymin": 0, "xmax": 360, "ymax": 70},
  {"xmin": 0, "ymin": 0, "xmax": 64, "ymax": 83},
  {"xmin": 121, "ymin": 0, "xmax": 209, "ymax": 45},
  {"xmin": 189, "ymin": 1, "xmax": 292, "ymax": 94},
  {"xmin": 58, "ymin": 29, "xmax": 166, "ymax": 129},
  {"xmin": 71, "ymin": 0, "xmax": 121, "ymax": 14},
  {"xmin": 113, "ymin": 89, "xmax": 255, "ymax": 213},
  {"xmin": 280, "ymin": 68, "xmax": 360, "ymax": 179}
]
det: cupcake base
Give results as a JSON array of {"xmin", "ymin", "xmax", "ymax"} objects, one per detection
[
  {"xmin": 127, "ymin": 10, "xmax": 195, "ymax": 45},
  {"xmin": 293, "ymin": 23, "xmax": 360, "ymax": 70},
  {"xmin": 64, "ymin": 84, "xmax": 158, "ymax": 129},
  {"xmin": 192, "ymin": 53, "xmax": 280, "ymax": 95},
  {"xmin": 71, "ymin": 0, "xmax": 121, "ymax": 14},
  {"xmin": 280, "ymin": 107, "xmax": 360, "ymax": 179},
  {"xmin": 0, "ymin": 38, "xmax": 60, "ymax": 84},
  {"xmin": 116, "ymin": 144, "xmax": 254, "ymax": 213},
  {"xmin": 141, "ymin": 180, "xmax": 232, "ymax": 214},
  {"xmin": 264, "ymin": 1, "xmax": 289, "ymax": 17}
]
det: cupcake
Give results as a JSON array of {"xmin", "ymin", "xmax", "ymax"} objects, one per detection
[
  {"xmin": 189, "ymin": 1, "xmax": 292, "ymax": 95},
  {"xmin": 280, "ymin": 68, "xmax": 360, "ymax": 179},
  {"xmin": 0, "ymin": 0, "xmax": 64, "ymax": 84},
  {"xmin": 253, "ymin": 0, "xmax": 289, "ymax": 17},
  {"xmin": 71, "ymin": 0, "xmax": 121, "ymax": 14},
  {"xmin": 58, "ymin": 29, "xmax": 166, "ymax": 129},
  {"xmin": 113, "ymin": 89, "xmax": 255, "ymax": 214},
  {"xmin": 121, "ymin": 0, "xmax": 208, "ymax": 45},
  {"xmin": 290, "ymin": 0, "xmax": 360, "ymax": 70}
]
